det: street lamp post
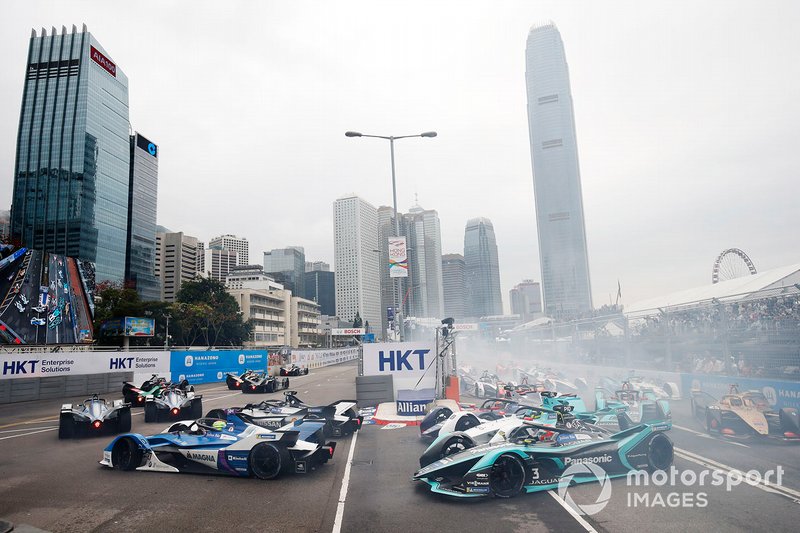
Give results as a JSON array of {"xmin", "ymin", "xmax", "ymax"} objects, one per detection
[{"xmin": 345, "ymin": 130, "xmax": 437, "ymax": 342}]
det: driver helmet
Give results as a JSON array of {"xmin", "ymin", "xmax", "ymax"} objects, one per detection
[{"xmin": 212, "ymin": 420, "xmax": 226, "ymax": 431}]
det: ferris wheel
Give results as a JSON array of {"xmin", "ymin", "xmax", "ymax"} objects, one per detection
[{"xmin": 711, "ymin": 248, "xmax": 757, "ymax": 284}]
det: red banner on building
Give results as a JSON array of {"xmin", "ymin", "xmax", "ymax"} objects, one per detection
[{"xmin": 90, "ymin": 46, "xmax": 116, "ymax": 77}]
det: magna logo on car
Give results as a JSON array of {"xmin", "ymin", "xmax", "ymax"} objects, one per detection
[
  {"xmin": 185, "ymin": 451, "xmax": 218, "ymax": 466},
  {"xmin": 564, "ymin": 455, "xmax": 613, "ymax": 466}
]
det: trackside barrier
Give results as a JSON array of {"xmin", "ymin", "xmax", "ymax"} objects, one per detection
[{"xmin": 681, "ymin": 373, "xmax": 800, "ymax": 410}]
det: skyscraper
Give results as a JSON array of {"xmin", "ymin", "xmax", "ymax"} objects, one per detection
[
  {"xmin": 442, "ymin": 253, "xmax": 466, "ymax": 319},
  {"xmin": 155, "ymin": 230, "xmax": 201, "ymax": 302},
  {"xmin": 510, "ymin": 280, "xmax": 542, "ymax": 321},
  {"xmin": 404, "ymin": 204, "xmax": 444, "ymax": 319},
  {"xmin": 204, "ymin": 247, "xmax": 237, "ymax": 282},
  {"xmin": 333, "ymin": 195, "xmax": 380, "ymax": 332},
  {"xmin": 10, "ymin": 26, "xmax": 130, "ymax": 283},
  {"xmin": 264, "ymin": 247, "xmax": 305, "ymax": 296},
  {"xmin": 209, "ymin": 234, "xmax": 249, "ymax": 266},
  {"xmin": 526, "ymin": 23, "xmax": 593, "ymax": 318},
  {"xmin": 463, "ymin": 217, "xmax": 502, "ymax": 318},
  {"xmin": 303, "ymin": 270, "xmax": 335, "ymax": 316},
  {"xmin": 125, "ymin": 133, "xmax": 160, "ymax": 301}
]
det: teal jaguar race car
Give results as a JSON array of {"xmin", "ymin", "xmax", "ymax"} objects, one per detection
[{"xmin": 413, "ymin": 407, "xmax": 673, "ymax": 499}]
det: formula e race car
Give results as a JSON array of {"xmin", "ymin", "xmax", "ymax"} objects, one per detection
[
  {"xmin": 144, "ymin": 386, "xmax": 203, "ymax": 423},
  {"xmin": 600, "ymin": 375, "xmax": 681, "ymax": 400},
  {"xmin": 100, "ymin": 413, "xmax": 336, "ymax": 479},
  {"xmin": 208, "ymin": 391, "xmax": 362, "ymax": 437},
  {"xmin": 226, "ymin": 369, "xmax": 262, "ymax": 390},
  {"xmin": 238, "ymin": 371, "xmax": 290, "ymax": 394},
  {"xmin": 59, "ymin": 394, "xmax": 132, "ymax": 439},
  {"xmin": 691, "ymin": 385, "xmax": 800, "ymax": 440},
  {"xmin": 420, "ymin": 398, "xmax": 543, "ymax": 441},
  {"xmin": 279, "ymin": 364, "xmax": 309, "ymax": 376},
  {"xmin": 594, "ymin": 386, "xmax": 672, "ymax": 426},
  {"xmin": 414, "ymin": 412, "xmax": 674, "ymax": 498},
  {"xmin": 122, "ymin": 374, "xmax": 193, "ymax": 406},
  {"xmin": 473, "ymin": 372, "xmax": 501, "ymax": 398}
]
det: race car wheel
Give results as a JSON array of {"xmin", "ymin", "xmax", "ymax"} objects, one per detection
[
  {"xmin": 249, "ymin": 443, "xmax": 290, "ymax": 480},
  {"xmin": 441, "ymin": 435, "xmax": 472, "ymax": 458},
  {"xmin": 646, "ymin": 433, "xmax": 674, "ymax": 472},
  {"xmin": 58, "ymin": 414, "xmax": 74, "ymax": 439},
  {"xmin": 283, "ymin": 378, "xmax": 290, "ymax": 389},
  {"xmin": 266, "ymin": 381, "xmax": 275, "ymax": 393},
  {"xmin": 206, "ymin": 409, "xmax": 227, "ymax": 421},
  {"xmin": 117, "ymin": 409, "xmax": 132, "ymax": 433},
  {"xmin": 112, "ymin": 437, "xmax": 143, "ymax": 471},
  {"xmin": 303, "ymin": 368, "xmax": 309, "ymax": 375},
  {"xmin": 489, "ymin": 454, "xmax": 526, "ymax": 498},
  {"xmin": 226, "ymin": 376, "xmax": 238, "ymax": 390},
  {"xmin": 144, "ymin": 402, "xmax": 157, "ymax": 423},
  {"xmin": 454, "ymin": 413, "xmax": 481, "ymax": 432}
]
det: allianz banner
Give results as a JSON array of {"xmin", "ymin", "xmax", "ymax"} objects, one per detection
[
  {"xmin": 0, "ymin": 351, "xmax": 169, "ymax": 380},
  {"xmin": 681, "ymin": 373, "xmax": 800, "ymax": 410},
  {"xmin": 362, "ymin": 342, "xmax": 436, "ymax": 395},
  {"xmin": 169, "ymin": 350, "xmax": 268, "ymax": 384}
]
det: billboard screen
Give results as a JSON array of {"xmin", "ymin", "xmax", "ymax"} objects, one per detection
[
  {"xmin": 0, "ymin": 247, "xmax": 95, "ymax": 344},
  {"xmin": 125, "ymin": 317, "xmax": 155, "ymax": 337}
]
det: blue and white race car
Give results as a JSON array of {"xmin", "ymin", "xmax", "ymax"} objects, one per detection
[{"xmin": 100, "ymin": 413, "xmax": 336, "ymax": 479}]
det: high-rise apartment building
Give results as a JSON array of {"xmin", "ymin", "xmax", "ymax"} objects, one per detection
[
  {"xmin": 305, "ymin": 261, "xmax": 330, "ymax": 272},
  {"xmin": 442, "ymin": 253, "xmax": 466, "ymax": 319},
  {"xmin": 0, "ymin": 210, "xmax": 10, "ymax": 241},
  {"xmin": 463, "ymin": 217, "xmax": 502, "ymax": 318},
  {"xmin": 526, "ymin": 23, "xmax": 593, "ymax": 318},
  {"xmin": 125, "ymin": 133, "xmax": 159, "ymax": 301},
  {"xmin": 155, "ymin": 230, "xmax": 201, "ymax": 302},
  {"xmin": 209, "ymin": 234, "xmax": 248, "ymax": 265},
  {"xmin": 204, "ymin": 247, "xmax": 237, "ymax": 282},
  {"xmin": 333, "ymin": 195, "xmax": 380, "ymax": 332},
  {"xmin": 264, "ymin": 247, "xmax": 305, "ymax": 296},
  {"xmin": 510, "ymin": 280, "xmax": 542, "ymax": 321},
  {"xmin": 10, "ymin": 26, "xmax": 130, "ymax": 283}
]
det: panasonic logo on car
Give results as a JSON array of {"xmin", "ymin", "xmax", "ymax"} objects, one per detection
[{"xmin": 564, "ymin": 455, "xmax": 613, "ymax": 466}]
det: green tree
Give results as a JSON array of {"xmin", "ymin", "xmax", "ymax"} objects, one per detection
[{"xmin": 175, "ymin": 277, "xmax": 252, "ymax": 346}]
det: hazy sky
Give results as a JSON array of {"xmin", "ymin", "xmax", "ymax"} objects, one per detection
[{"xmin": 1, "ymin": 1, "xmax": 798, "ymax": 312}]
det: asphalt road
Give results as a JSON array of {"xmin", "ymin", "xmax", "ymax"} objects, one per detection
[{"xmin": 2, "ymin": 363, "xmax": 799, "ymax": 533}]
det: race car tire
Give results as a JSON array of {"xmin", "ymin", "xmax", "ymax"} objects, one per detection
[
  {"xmin": 280, "ymin": 369, "xmax": 288, "ymax": 377},
  {"xmin": 441, "ymin": 435, "xmax": 473, "ymax": 458},
  {"xmin": 265, "ymin": 380, "xmax": 275, "ymax": 393},
  {"xmin": 303, "ymin": 368, "xmax": 309, "ymax": 375},
  {"xmin": 144, "ymin": 402, "xmax": 157, "ymax": 423},
  {"xmin": 283, "ymin": 378, "xmax": 290, "ymax": 389},
  {"xmin": 117, "ymin": 409, "xmax": 132, "ymax": 433},
  {"xmin": 206, "ymin": 409, "xmax": 227, "ymax": 420},
  {"xmin": 226, "ymin": 376, "xmax": 239, "ymax": 390},
  {"xmin": 249, "ymin": 443, "xmax": 289, "ymax": 480},
  {"xmin": 112, "ymin": 437, "xmax": 143, "ymax": 471},
  {"xmin": 190, "ymin": 399, "xmax": 203, "ymax": 419},
  {"xmin": 489, "ymin": 454, "xmax": 526, "ymax": 498},
  {"xmin": 58, "ymin": 414, "xmax": 74, "ymax": 439},
  {"xmin": 178, "ymin": 379, "xmax": 191, "ymax": 391},
  {"xmin": 646, "ymin": 433, "xmax": 673, "ymax": 472},
  {"xmin": 454, "ymin": 413, "xmax": 481, "ymax": 432}
]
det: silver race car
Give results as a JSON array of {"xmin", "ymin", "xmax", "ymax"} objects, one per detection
[
  {"xmin": 59, "ymin": 394, "xmax": 132, "ymax": 439},
  {"xmin": 144, "ymin": 386, "xmax": 203, "ymax": 423}
]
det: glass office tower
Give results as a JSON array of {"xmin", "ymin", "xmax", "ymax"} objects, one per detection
[
  {"xmin": 126, "ymin": 133, "xmax": 160, "ymax": 301},
  {"xmin": 10, "ymin": 25, "xmax": 130, "ymax": 283},
  {"xmin": 526, "ymin": 23, "xmax": 593, "ymax": 318},
  {"xmin": 463, "ymin": 217, "xmax": 503, "ymax": 318}
]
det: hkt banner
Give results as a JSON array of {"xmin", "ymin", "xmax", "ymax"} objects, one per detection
[
  {"xmin": 388, "ymin": 237, "xmax": 408, "ymax": 278},
  {"xmin": 169, "ymin": 350, "xmax": 267, "ymax": 384},
  {"xmin": 362, "ymin": 342, "xmax": 436, "ymax": 394},
  {"xmin": 0, "ymin": 351, "xmax": 169, "ymax": 380},
  {"xmin": 681, "ymin": 373, "xmax": 800, "ymax": 410}
]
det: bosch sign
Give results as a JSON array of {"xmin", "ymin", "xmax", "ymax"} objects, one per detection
[{"xmin": 90, "ymin": 46, "xmax": 116, "ymax": 77}]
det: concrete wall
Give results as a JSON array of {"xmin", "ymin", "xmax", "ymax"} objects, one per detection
[{"xmin": 0, "ymin": 372, "xmax": 132, "ymax": 404}]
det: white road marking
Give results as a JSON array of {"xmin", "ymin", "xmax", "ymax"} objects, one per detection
[
  {"xmin": 674, "ymin": 447, "xmax": 800, "ymax": 503},
  {"xmin": 672, "ymin": 424, "xmax": 750, "ymax": 448},
  {"xmin": 331, "ymin": 431, "xmax": 359, "ymax": 533},
  {"xmin": 546, "ymin": 490, "xmax": 597, "ymax": 532},
  {"xmin": 0, "ymin": 428, "xmax": 57, "ymax": 440},
  {"xmin": 0, "ymin": 426, "xmax": 57, "ymax": 434}
]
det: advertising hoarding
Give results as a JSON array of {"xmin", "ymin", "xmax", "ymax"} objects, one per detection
[
  {"xmin": 362, "ymin": 342, "xmax": 436, "ymax": 394},
  {"xmin": 0, "ymin": 350, "xmax": 169, "ymax": 380},
  {"xmin": 332, "ymin": 328, "xmax": 365, "ymax": 336}
]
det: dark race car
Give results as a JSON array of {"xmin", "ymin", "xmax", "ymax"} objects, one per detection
[
  {"xmin": 226, "ymin": 369, "xmax": 261, "ymax": 390},
  {"xmin": 59, "ymin": 394, "xmax": 132, "ymax": 439},
  {"xmin": 122, "ymin": 374, "xmax": 193, "ymax": 406},
  {"xmin": 239, "ymin": 371, "xmax": 290, "ymax": 394},
  {"xmin": 144, "ymin": 386, "xmax": 203, "ymax": 423},
  {"xmin": 208, "ymin": 391, "xmax": 362, "ymax": 437},
  {"xmin": 100, "ymin": 413, "xmax": 336, "ymax": 479},
  {"xmin": 279, "ymin": 364, "xmax": 309, "ymax": 377}
]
